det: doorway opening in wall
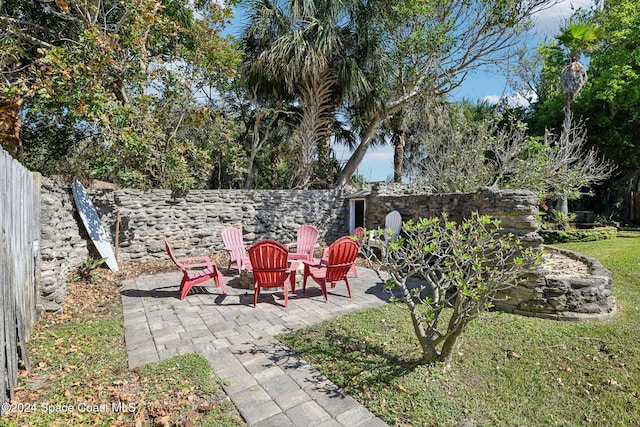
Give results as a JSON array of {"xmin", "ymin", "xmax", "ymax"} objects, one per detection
[{"xmin": 350, "ymin": 199, "xmax": 366, "ymax": 233}]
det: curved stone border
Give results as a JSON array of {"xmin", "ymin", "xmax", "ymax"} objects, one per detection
[{"xmin": 494, "ymin": 245, "xmax": 617, "ymax": 321}]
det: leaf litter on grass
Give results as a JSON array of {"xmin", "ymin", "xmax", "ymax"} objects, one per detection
[{"xmin": 4, "ymin": 260, "xmax": 245, "ymax": 427}]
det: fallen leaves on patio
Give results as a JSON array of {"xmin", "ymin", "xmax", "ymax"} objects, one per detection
[{"xmin": 6, "ymin": 258, "xmax": 244, "ymax": 426}]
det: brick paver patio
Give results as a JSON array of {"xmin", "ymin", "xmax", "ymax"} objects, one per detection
[{"xmin": 121, "ymin": 265, "xmax": 392, "ymax": 426}]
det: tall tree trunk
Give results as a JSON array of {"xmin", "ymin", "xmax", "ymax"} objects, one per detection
[
  {"xmin": 336, "ymin": 115, "xmax": 383, "ymax": 187},
  {"xmin": 294, "ymin": 70, "xmax": 335, "ymax": 189},
  {"xmin": 246, "ymin": 145, "xmax": 258, "ymax": 189},
  {"xmin": 556, "ymin": 56, "xmax": 586, "ymax": 216},
  {"xmin": 392, "ymin": 128, "xmax": 406, "ymax": 183},
  {"xmin": 315, "ymin": 128, "xmax": 332, "ymax": 186},
  {"xmin": 395, "ymin": 276, "xmax": 439, "ymax": 363},
  {"xmin": 337, "ymin": 99, "xmax": 411, "ymax": 187},
  {"xmin": 0, "ymin": 96, "xmax": 23, "ymax": 156},
  {"xmin": 245, "ymin": 111, "xmax": 265, "ymax": 189},
  {"xmin": 556, "ymin": 97, "xmax": 573, "ymax": 215},
  {"xmin": 244, "ymin": 93, "xmax": 286, "ymax": 189}
]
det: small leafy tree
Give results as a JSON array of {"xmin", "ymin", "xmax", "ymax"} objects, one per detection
[
  {"xmin": 363, "ymin": 213, "xmax": 541, "ymax": 366},
  {"xmin": 404, "ymin": 103, "xmax": 613, "ymax": 202}
]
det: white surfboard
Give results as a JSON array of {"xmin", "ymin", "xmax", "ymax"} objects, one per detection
[{"xmin": 72, "ymin": 178, "xmax": 119, "ymax": 272}]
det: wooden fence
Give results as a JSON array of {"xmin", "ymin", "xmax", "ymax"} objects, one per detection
[{"xmin": 1, "ymin": 147, "xmax": 40, "ymax": 407}]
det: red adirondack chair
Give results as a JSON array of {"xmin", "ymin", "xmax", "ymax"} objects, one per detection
[
  {"xmin": 247, "ymin": 240, "xmax": 294, "ymax": 308},
  {"xmin": 285, "ymin": 224, "xmax": 320, "ymax": 262},
  {"xmin": 220, "ymin": 226, "xmax": 250, "ymax": 274},
  {"xmin": 320, "ymin": 227, "xmax": 364, "ymax": 278},
  {"xmin": 302, "ymin": 237, "xmax": 359, "ymax": 303},
  {"xmin": 164, "ymin": 238, "xmax": 226, "ymax": 300}
]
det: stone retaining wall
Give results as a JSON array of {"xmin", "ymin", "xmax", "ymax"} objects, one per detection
[
  {"xmin": 366, "ymin": 186, "xmax": 542, "ymax": 246},
  {"xmin": 38, "ymin": 180, "xmax": 614, "ymax": 320},
  {"xmin": 39, "ymin": 179, "xmax": 87, "ymax": 311},
  {"xmin": 88, "ymin": 188, "xmax": 350, "ymax": 261}
]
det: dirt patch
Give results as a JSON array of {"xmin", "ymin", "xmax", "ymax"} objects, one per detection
[{"xmin": 541, "ymin": 251, "xmax": 591, "ymax": 278}]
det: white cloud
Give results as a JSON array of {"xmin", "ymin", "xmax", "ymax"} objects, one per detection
[
  {"xmin": 533, "ymin": 0, "xmax": 597, "ymax": 38},
  {"xmin": 482, "ymin": 91, "xmax": 538, "ymax": 108},
  {"xmin": 482, "ymin": 95, "xmax": 502, "ymax": 105}
]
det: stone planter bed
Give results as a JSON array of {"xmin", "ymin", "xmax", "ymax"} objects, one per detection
[{"xmin": 494, "ymin": 245, "xmax": 616, "ymax": 321}]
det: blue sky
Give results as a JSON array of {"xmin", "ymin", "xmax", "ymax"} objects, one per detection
[{"xmin": 227, "ymin": 0, "xmax": 594, "ymax": 182}]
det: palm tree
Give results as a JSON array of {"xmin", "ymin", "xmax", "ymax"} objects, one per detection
[
  {"xmin": 376, "ymin": 109, "xmax": 409, "ymax": 183},
  {"xmin": 557, "ymin": 22, "xmax": 599, "ymax": 114},
  {"xmin": 391, "ymin": 127, "xmax": 407, "ymax": 182},
  {"xmin": 243, "ymin": 0, "xmax": 553, "ymax": 188},
  {"xmin": 554, "ymin": 21, "xmax": 601, "ymax": 214},
  {"xmin": 241, "ymin": 0, "xmax": 371, "ymax": 188},
  {"xmin": 560, "ymin": 59, "xmax": 588, "ymax": 109}
]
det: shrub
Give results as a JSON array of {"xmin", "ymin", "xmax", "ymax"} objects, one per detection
[
  {"xmin": 540, "ymin": 226, "xmax": 617, "ymax": 243},
  {"xmin": 363, "ymin": 212, "xmax": 540, "ymax": 366}
]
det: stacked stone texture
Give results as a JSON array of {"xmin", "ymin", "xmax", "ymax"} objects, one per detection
[
  {"xmin": 86, "ymin": 188, "xmax": 349, "ymax": 262},
  {"xmin": 38, "ymin": 181, "xmax": 614, "ymax": 319},
  {"xmin": 364, "ymin": 184, "xmax": 613, "ymax": 319},
  {"xmin": 39, "ymin": 178, "xmax": 87, "ymax": 311},
  {"xmin": 495, "ymin": 247, "xmax": 615, "ymax": 321},
  {"xmin": 366, "ymin": 186, "xmax": 542, "ymax": 246}
]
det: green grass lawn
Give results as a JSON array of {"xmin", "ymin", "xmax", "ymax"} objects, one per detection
[{"xmin": 278, "ymin": 231, "xmax": 640, "ymax": 426}]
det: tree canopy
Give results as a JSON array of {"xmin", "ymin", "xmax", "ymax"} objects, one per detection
[
  {"xmin": 238, "ymin": 0, "xmax": 555, "ymax": 187},
  {"xmin": 5, "ymin": 0, "xmax": 635, "ymax": 207},
  {"xmin": 403, "ymin": 102, "xmax": 612, "ymax": 201},
  {"xmin": 524, "ymin": 0, "xmax": 640, "ymax": 218},
  {"xmin": 2, "ymin": 0, "xmax": 241, "ymax": 190}
]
